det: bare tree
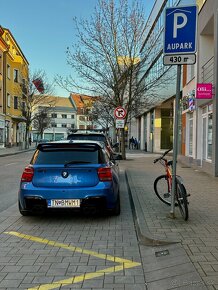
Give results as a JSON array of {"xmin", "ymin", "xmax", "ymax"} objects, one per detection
[
  {"xmin": 56, "ymin": 0, "xmax": 162, "ymax": 159},
  {"xmin": 33, "ymin": 107, "xmax": 52, "ymax": 141},
  {"xmin": 19, "ymin": 70, "xmax": 54, "ymax": 148},
  {"xmin": 89, "ymin": 100, "xmax": 115, "ymax": 131}
]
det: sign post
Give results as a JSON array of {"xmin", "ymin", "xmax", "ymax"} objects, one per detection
[
  {"xmin": 163, "ymin": 5, "xmax": 198, "ymax": 218},
  {"xmin": 114, "ymin": 107, "xmax": 127, "ymax": 154}
]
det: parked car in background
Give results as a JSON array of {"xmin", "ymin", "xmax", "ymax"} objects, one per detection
[
  {"xmin": 67, "ymin": 130, "xmax": 122, "ymax": 160},
  {"xmin": 18, "ymin": 140, "xmax": 120, "ymax": 216}
]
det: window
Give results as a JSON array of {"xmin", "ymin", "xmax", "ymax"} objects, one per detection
[
  {"xmin": 7, "ymin": 64, "xmax": 10, "ymax": 79},
  {"xmin": 21, "ymin": 102, "xmax": 25, "ymax": 112},
  {"xmin": 14, "ymin": 69, "xmax": 19, "ymax": 82},
  {"xmin": 71, "ymin": 115, "xmax": 75, "ymax": 119},
  {"xmin": 14, "ymin": 96, "xmax": 18, "ymax": 109},
  {"xmin": 54, "ymin": 133, "xmax": 64, "ymax": 141},
  {"xmin": 202, "ymin": 104, "xmax": 213, "ymax": 161},
  {"xmin": 62, "ymin": 114, "xmax": 67, "ymax": 118},
  {"xmin": 7, "ymin": 93, "xmax": 11, "ymax": 107},
  {"xmin": 187, "ymin": 64, "xmax": 195, "ymax": 83},
  {"xmin": 51, "ymin": 113, "xmax": 57, "ymax": 118},
  {"xmin": 32, "ymin": 147, "xmax": 99, "ymax": 165},
  {"xmin": 61, "ymin": 124, "xmax": 67, "ymax": 128},
  {"xmin": 71, "ymin": 124, "xmax": 75, "ymax": 129},
  {"xmin": 188, "ymin": 114, "xmax": 193, "ymax": 156},
  {"xmin": 51, "ymin": 123, "xmax": 57, "ymax": 127},
  {"xmin": 207, "ymin": 113, "xmax": 213, "ymax": 159}
]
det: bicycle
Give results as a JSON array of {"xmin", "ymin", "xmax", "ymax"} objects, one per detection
[{"xmin": 153, "ymin": 149, "xmax": 189, "ymax": 221}]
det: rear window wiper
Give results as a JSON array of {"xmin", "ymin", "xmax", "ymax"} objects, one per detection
[{"xmin": 64, "ymin": 160, "xmax": 92, "ymax": 167}]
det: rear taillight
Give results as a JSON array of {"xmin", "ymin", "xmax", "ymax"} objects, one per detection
[
  {"xmin": 21, "ymin": 166, "xmax": 34, "ymax": 182},
  {"xmin": 97, "ymin": 167, "xmax": 112, "ymax": 181}
]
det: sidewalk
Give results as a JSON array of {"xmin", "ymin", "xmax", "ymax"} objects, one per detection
[
  {"xmin": 0, "ymin": 143, "xmax": 35, "ymax": 157},
  {"xmin": 1, "ymin": 145, "xmax": 217, "ymax": 289},
  {"xmin": 122, "ymin": 149, "xmax": 218, "ymax": 290}
]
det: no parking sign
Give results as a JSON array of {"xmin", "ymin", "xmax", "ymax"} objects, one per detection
[{"xmin": 114, "ymin": 107, "xmax": 127, "ymax": 119}]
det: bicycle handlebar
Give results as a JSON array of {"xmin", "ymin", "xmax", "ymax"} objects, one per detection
[{"xmin": 153, "ymin": 148, "xmax": 172, "ymax": 163}]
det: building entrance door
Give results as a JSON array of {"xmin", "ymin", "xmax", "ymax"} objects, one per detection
[{"xmin": 161, "ymin": 109, "xmax": 173, "ymax": 149}]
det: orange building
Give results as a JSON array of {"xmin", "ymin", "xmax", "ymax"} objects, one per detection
[
  {"xmin": 1, "ymin": 27, "xmax": 29, "ymax": 147},
  {"xmin": 70, "ymin": 93, "xmax": 98, "ymax": 130}
]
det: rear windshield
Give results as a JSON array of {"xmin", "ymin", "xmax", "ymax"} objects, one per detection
[
  {"xmin": 67, "ymin": 134, "xmax": 106, "ymax": 142},
  {"xmin": 31, "ymin": 148, "xmax": 101, "ymax": 165}
]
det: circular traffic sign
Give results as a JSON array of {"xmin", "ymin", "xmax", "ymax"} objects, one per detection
[{"xmin": 114, "ymin": 107, "xmax": 127, "ymax": 119}]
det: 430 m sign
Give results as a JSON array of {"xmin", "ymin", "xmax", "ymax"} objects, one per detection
[{"xmin": 163, "ymin": 54, "xmax": 196, "ymax": 65}]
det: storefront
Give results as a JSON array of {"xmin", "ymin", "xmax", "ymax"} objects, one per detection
[{"xmin": 0, "ymin": 117, "xmax": 4, "ymax": 148}]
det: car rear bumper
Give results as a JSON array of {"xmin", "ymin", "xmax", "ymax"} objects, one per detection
[
  {"xmin": 21, "ymin": 195, "xmax": 108, "ymax": 214},
  {"xmin": 18, "ymin": 184, "xmax": 118, "ymax": 213}
]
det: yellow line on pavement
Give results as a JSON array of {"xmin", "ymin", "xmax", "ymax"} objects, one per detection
[
  {"xmin": 4, "ymin": 231, "xmax": 141, "ymax": 290},
  {"xmin": 28, "ymin": 266, "xmax": 125, "ymax": 290}
]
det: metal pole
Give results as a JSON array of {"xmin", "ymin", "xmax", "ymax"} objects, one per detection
[{"xmin": 170, "ymin": 64, "xmax": 181, "ymax": 218}]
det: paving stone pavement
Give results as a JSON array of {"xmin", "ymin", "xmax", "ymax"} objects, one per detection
[
  {"xmin": 122, "ymin": 150, "xmax": 218, "ymax": 290},
  {"xmin": 0, "ymin": 146, "xmax": 216, "ymax": 289},
  {"xmin": 0, "ymin": 169, "xmax": 146, "ymax": 290}
]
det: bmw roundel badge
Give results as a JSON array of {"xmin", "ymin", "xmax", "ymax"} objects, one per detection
[{"xmin": 62, "ymin": 171, "xmax": 69, "ymax": 178}]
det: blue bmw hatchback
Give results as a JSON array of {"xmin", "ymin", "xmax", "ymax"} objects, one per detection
[{"xmin": 18, "ymin": 140, "xmax": 120, "ymax": 216}]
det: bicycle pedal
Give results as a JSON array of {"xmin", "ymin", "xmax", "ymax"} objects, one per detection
[
  {"xmin": 163, "ymin": 193, "xmax": 171, "ymax": 198},
  {"xmin": 186, "ymin": 194, "xmax": 191, "ymax": 197}
]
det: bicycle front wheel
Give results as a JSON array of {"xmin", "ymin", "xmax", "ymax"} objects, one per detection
[
  {"xmin": 176, "ymin": 178, "xmax": 189, "ymax": 221},
  {"xmin": 154, "ymin": 174, "xmax": 172, "ymax": 206}
]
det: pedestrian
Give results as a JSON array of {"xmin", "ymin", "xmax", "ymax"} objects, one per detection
[
  {"xmin": 29, "ymin": 136, "xmax": 32, "ymax": 146},
  {"xmin": 134, "ymin": 138, "xmax": 138, "ymax": 149},
  {"xmin": 130, "ymin": 136, "xmax": 134, "ymax": 149}
]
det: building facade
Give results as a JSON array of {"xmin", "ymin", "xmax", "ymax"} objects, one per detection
[
  {"xmin": 180, "ymin": 0, "xmax": 218, "ymax": 176},
  {"xmin": 0, "ymin": 27, "xmax": 8, "ymax": 148},
  {"xmin": 0, "ymin": 27, "xmax": 29, "ymax": 148},
  {"xmin": 136, "ymin": 0, "xmax": 191, "ymax": 153},
  {"xmin": 136, "ymin": 0, "xmax": 218, "ymax": 176},
  {"xmin": 70, "ymin": 93, "xmax": 97, "ymax": 130},
  {"xmin": 32, "ymin": 96, "xmax": 77, "ymax": 141}
]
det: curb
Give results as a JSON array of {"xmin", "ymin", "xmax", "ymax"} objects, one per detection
[
  {"xmin": 0, "ymin": 148, "xmax": 35, "ymax": 158},
  {"xmin": 125, "ymin": 170, "xmax": 180, "ymax": 246}
]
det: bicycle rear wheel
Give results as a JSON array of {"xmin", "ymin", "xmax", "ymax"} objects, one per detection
[
  {"xmin": 154, "ymin": 174, "xmax": 172, "ymax": 206},
  {"xmin": 175, "ymin": 178, "xmax": 189, "ymax": 221}
]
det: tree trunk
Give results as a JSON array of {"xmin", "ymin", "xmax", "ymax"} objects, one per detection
[{"xmin": 25, "ymin": 126, "xmax": 29, "ymax": 149}]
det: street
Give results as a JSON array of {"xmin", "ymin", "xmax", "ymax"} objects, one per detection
[
  {"xmin": 0, "ymin": 152, "xmax": 33, "ymax": 212},
  {"xmin": 0, "ymin": 153, "xmax": 146, "ymax": 290}
]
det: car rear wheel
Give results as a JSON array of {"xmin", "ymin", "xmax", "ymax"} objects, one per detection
[
  {"xmin": 111, "ymin": 193, "xmax": 120, "ymax": 216},
  {"xmin": 18, "ymin": 202, "xmax": 32, "ymax": 216}
]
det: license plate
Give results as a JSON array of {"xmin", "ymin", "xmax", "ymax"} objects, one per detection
[{"xmin": 47, "ymin": 199, "xmax": 80, "ymax": 208}]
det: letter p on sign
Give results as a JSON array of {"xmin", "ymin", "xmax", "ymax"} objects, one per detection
[{"xmin": 173, "ymin": 13, "xmax": 187, "ymax": 38}]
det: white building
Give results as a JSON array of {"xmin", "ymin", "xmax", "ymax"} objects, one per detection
[{"xmin": 32, "ymin": 96, "xmax": 77, "ymax": 141}]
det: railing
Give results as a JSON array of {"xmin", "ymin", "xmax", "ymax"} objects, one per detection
[{"xmin": 201, "ymin": 56, "xmax": 214, "ymax": 84}]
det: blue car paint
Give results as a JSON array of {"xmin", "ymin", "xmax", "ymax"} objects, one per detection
[{"xmin": 19, "ymin": 162, "xmax": 119, "ymax": 211}]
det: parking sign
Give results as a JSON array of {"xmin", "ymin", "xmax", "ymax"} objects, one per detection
[{"xmin": 164, "ymin": 5, "xmax": 198, "ymax": 55}]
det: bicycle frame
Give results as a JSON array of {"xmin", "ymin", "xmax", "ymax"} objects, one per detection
[{"xmin": 159, "ymin": 158, "xmax": 172, "ymax": 193}]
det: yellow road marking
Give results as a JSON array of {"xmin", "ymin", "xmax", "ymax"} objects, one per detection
[{"xmin": 4, "ymin": 231, "xmax": 141, "ymax": 290}]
